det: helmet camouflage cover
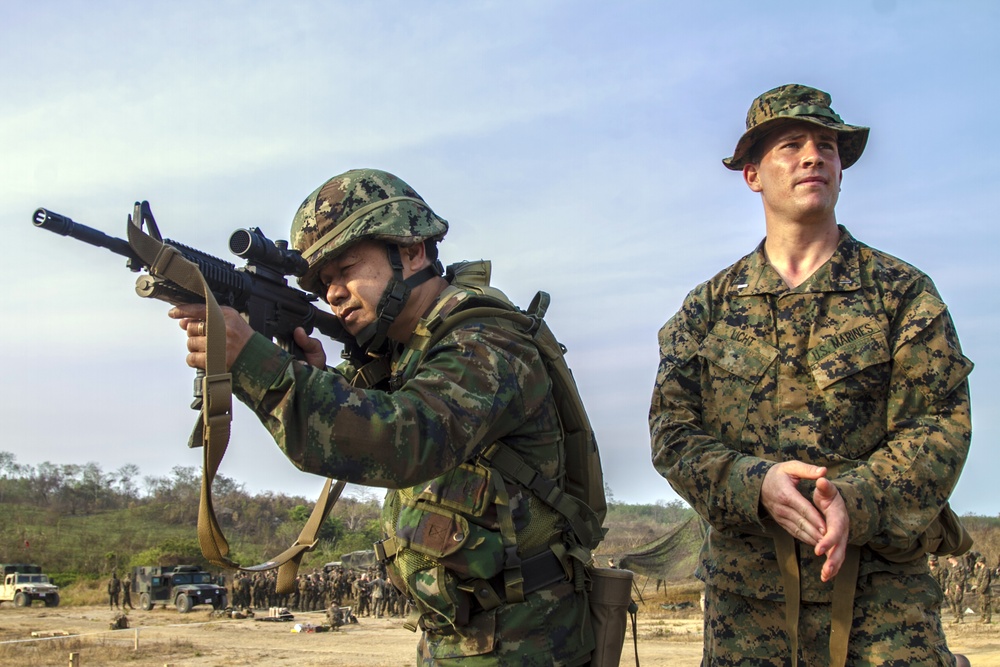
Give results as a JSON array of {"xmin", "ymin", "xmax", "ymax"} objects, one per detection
[{"xmin": 290, "ymin": 169, "xmax": 449, "ymax": 294}]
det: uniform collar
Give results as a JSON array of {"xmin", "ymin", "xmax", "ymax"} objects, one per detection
[{"xmin": 734, "ymin": 225, "xmax": 862, "ymax": 297}]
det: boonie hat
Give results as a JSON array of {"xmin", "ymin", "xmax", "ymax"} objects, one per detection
[{"xmin": 723, "ymin": 84, "xmax": 869, "ymax": 170}]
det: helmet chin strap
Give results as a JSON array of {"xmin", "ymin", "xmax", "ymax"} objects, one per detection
[{"xmin": 354, "ymin": 244, "xmax": 442, "ymax": 356}]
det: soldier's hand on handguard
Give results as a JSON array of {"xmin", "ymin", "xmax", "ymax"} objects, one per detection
[
  {"xmin": 761, "ymin": 461, "xmax": 849, "ymax": 581},
  {"xmin": 169, "ymin": 304, "xmax": 254, "ymax": 371}
]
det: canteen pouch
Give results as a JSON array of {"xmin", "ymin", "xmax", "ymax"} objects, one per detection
[{"xmin": 588, "ymin": 566, "xmax": 634, "ymax": 667}]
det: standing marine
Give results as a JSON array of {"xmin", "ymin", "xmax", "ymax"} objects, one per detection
[
  {"xmin": 974, "ymin": 555, "xmax": 992, "ymax": 623},
  {"xmin": 650, "ymin": 84, "xmax": 974, "ymax": 665},
  {"xmin": 949, "ymin": 555, "xmax": 968, "ymax": 623},
  {"xmin": 107, "ymin": 572, "xmax": 121, "ymax": 610},
  {"xmin": 121, "ymin": 572, "xmax": 134, "ymax": 610}
]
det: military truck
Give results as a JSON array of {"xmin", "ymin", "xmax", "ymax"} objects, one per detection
[
  {"xmin": 132, "ymin": 565, "xmax": 227, "ymax": 613},
  {"xmin": 0, "ymin": 564, "xmax": 60, "ymax": 607}
]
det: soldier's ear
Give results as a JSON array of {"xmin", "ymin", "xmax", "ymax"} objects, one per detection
[
  {"xmin": 744, "ymin": 163, "xmax": 763, "ymax": 193},
  {"xmin": 401, "ymin": 242, "xmax": 427, "ymax": 269}
]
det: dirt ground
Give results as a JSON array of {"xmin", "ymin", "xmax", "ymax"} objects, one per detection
[{"xmin": 0, "ymin": 601, "xmax": 997, "ymax": 666}]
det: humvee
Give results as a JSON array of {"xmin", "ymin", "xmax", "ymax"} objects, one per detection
[
  {"xmin": 0, "ymin": 564, "xmax": 60, "ymax": 607},
  {"xmin": 132, "ymin": 564, "xmax": 227, "ymax": 613}
]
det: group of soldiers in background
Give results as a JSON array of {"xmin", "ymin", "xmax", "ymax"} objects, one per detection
[
  {"xmin": 929, "ymin": 551, "xmax": 996, "ymax": 624},
  {"xmin": 106, "ymin": 571, "xmax": 134, "ymax": 611},
  {"xmin": 228, "ymin": 565, "xmax": 413, "ymax": 619}
]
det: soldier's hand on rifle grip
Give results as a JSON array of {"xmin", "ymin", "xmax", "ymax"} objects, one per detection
[
  {"xmin": 169, "ymin": 304, "xmax": 254, "ymax": 371},
  {"xmin": 293, "ymin": 327, "xmax": 327, "ymax": 369}
]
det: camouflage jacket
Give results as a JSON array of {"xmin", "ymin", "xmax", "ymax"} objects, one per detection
[
  {"xmin": 230, "ymin": 280, "xmax": 593, "ymax": 666},
  {"xmin": 932, "ymin": 563, "xmax": 949, "ymax": 592},
  {"xmin": 949, "ymin": 563, "xmax": 968, "ymax": 596},
  {"xmin": 650, "ymin": 227, "xmax": 973, "ymax": 603},
  {"xmin": 975, "ymin": 565, "xmax": 992, "ymax": 596}
]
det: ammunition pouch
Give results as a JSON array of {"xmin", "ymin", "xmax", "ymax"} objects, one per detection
[
  {"xmin": 587, "ymin": 566, "xmax": 638, "ymax": 667},
  {"xmin": 376, "ymin": 461, "xmax": 580, "ymax": 634}
]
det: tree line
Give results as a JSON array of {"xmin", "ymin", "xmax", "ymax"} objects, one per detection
[{"xmin": 0, "ymin": 452, "xmax": 384, "ymax": 580}]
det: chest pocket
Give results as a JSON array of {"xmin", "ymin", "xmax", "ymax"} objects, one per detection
[
  {"xmin": 809, "ymin": 329, "xmax": 891, "ymax": 390},
  {"xmin": 697, "ymin": 326, "xmax": 778, "ymax": 442},
  {"xmin": 808, "ymin": 329, "xmax": 891, "ymax": 459}
]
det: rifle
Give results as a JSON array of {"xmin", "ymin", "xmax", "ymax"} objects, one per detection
[
  {"xmin": 33, "ymin": 200, "xmax": 347, "ymax": 593},
  {"xmin": 33, "ymin": 201, "xmax": 346, "ymax": 359}
]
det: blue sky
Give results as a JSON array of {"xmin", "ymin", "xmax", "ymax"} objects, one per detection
[{"xmin": 2, "ymin": 0, "xmax": 997, "ymax": 514}]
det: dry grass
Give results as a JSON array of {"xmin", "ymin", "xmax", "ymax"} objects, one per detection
[
  {"xmin": 0, "ymin": 633, "xmax": 196, "ymax": 666},
  {"xmin": 630, "ymin": 578, "xmax": 702, "ymax": 607},
  {"xmin": 58, "ymin": 579, "xmax": 108, "ymax": 606},
  {"xmin": 626, "ymin": 580, "xmax": 705, "ymax": 644}
]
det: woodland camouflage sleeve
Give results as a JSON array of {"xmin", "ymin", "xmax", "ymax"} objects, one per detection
[{"xmin": 228, "ymin": 323, "xmax": 550, "ymax": 489}]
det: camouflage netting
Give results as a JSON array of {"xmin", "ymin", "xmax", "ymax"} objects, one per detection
[{"xmin": 618, "ymin": 514, "xmax": 705, "ymax": 582}]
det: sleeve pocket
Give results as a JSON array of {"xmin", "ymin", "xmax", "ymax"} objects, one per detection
[
  {"xmin": 894, "ymin": 295, "xmax": 974, "ymax": 401},
  {"xmin": 657, "ymin": 316, "xmax": 703, "ymax": 370}
]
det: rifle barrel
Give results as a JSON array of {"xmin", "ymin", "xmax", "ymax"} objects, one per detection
[{"xmin": 33, "ymin": 208, "xmax": 143, "ymax": 265}]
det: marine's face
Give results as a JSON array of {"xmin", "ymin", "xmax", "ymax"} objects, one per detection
[
  {"xmin": 317, "ymin": 240, "xmax": 392, "ymax": 337},
  {"xmin": 743, "ymin": 121, "xmax": 843, "ymax": 223}
]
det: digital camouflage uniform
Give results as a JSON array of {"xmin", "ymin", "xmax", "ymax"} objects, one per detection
[
  {"xmin": 930, "ymin": 555, "xmax": 949, "ymax": 598},
  {"xmin": 948, "ymin": 560, "xmax": 968, "ymax": 623},
  {"xmin": 229, "ymin": 169, "xmax": 595, "ymax": 666},
  {"xmin": 975, "ymin": 559, "xmax": 992, "ymax": 623},
  {"xmin": 650, "ymin": 83, "xmax": 974, "ymax": 666},
  {"xmin": 650, "ymin": 229, "xmax": 973, "ymax": 664}
]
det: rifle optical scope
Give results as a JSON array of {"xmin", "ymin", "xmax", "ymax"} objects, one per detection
[{"xmin": 229, "ymin": 228, "xmax": 308, "ymax": 278}]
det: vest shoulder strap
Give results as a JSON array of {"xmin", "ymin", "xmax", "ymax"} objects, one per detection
[{"xmin": 393, "ymin": 260, "xmax": 607, "ymax": 550}]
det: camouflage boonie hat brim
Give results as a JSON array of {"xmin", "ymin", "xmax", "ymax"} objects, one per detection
[
  {"xmin": 723, "ymin": 84, "xmax": 870, "ymax": 171},
  {"xmin": 290, "ymin": 169, "xmax": 449, "ymax": 294}
]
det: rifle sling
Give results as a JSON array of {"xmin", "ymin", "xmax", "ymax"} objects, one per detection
[
  {"xmin": 126, "ymin": 217, "xmax": 343, "ymax": 594},
  {"xmin": 772, "ymin": 528, "xmax": 864, "ymax": 667}
]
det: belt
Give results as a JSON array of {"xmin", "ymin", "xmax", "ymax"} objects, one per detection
[
  {"xmin": 376, "ymin": 536, "xmax": 568, "ymax": 610},
  {"xmin": 461, "ymin": 548, "xmax": 570, "ymax": 613}
]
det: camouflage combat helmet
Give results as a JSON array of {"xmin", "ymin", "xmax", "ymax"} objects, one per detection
[
  {"xmin": 290, "ymin": 168, "xmax": 448, "ymax": 354},
  {"xmin": 290, "ymin": 169, "xmax": 448, "ymax": 295},
  {"xmin": 723, "ymin": 84, "xmax": 870, "ymax": 171}
]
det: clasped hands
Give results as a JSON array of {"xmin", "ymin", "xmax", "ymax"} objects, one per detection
[{"xmin": 761, "ymin": 461, "xmax": 849, "ymax": 582}]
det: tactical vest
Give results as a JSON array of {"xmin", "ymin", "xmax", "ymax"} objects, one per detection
[{"xmin": 365, "ymin": 260, "xmax": 606, "ymax": 634}]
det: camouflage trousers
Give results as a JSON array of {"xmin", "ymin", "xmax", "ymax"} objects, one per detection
[
  {"xmin": 949, "ymin": 589, "xmax": 965, "ymax": 622},
  {"xmin": 416, "ymin": 581, "xmax": 593, "ymax": 666},
  {"xmin": 703, "ymin": 572, "xmax": 957, "ymax": 666}
]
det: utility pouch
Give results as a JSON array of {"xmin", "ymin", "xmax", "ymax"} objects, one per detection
[
  {"xmin": 871, "ymin": 502, "xmax": 972, "ymax": 564},
  {"xmin": 588, "ymin": 566, "xmax": 637, "ymax": 667}
]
